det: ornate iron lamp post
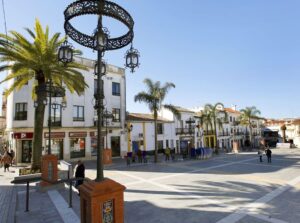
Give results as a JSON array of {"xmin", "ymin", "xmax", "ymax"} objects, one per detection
[{"xmin": 63, "ymin": 0, "xmax": 140, "ymax": 182}]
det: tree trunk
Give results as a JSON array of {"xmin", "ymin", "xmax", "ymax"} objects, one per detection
[
  {"xmin": 249, "ymin": 118, "xmax": 253, "ymax": 148},
  {"xmin": 282, "ymin": 130, "xmax": 286, "ymax": 143},
  {"xmin": 31, "ymin": 81, "xmax": 46, "ymax": 170},
  {"xmin": 154, "ymin": 111, "xmax": 158, "ymax": 163},
  {"xmin": 213, "ymin": 117, "xmax": 218, "ymax": 154}
]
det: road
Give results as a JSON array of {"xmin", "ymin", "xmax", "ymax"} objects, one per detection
[{"xmin": 85, "ymin": 148, "xmax": 300, "ymax": 223}]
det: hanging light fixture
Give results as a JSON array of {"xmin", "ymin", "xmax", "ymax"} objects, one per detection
[
  {"xmin": 125, "ymin": 44, "xmax": 140, "ymax": 73},
  {"xmin": 94, "ymin": 60, "xmax": 107, "ymax": 76},
  {"xmin": 58, "ymin": 38, "xmax": 73, "ymax": 64},
  {"xmin": 93, "ymin": 27, "xmax": 109, "ymax": 51}
]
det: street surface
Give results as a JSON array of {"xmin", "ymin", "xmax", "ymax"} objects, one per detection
[{"xmin": 1, "ymin": 148, "xmax": 300, "ymax": 223}]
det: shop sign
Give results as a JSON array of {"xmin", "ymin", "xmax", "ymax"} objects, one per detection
[
  {"xmin": 69, "ymin": 132, "xmax": 87, "ymax": 138},
  {"xmin": 90, "ymin": 131, "xmax": 107, "ymax": 137},
  {"xmin": 44, "ymin": 132, "xmax": 65, "ymax": 139},
  {"xmin": 13, "ymin": 132, "xmax": 33, "ymax": 139}
]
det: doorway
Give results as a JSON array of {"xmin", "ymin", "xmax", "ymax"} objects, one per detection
[
  {"xmin": 22, "ymin": 140, "xmax": 32, "ymax": 163},
  {"xmin": 111, "ymin": 136, "xmax": 120, "ymax": 157}
]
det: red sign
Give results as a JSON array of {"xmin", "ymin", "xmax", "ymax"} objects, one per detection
[
  {"xmin": 13, "ymin": 132, "xmax": 33, "ymax": 139},
  {"xmin": 44, "ymin": 132, "xmax": 65, "ymax": 139},
  {"xmin": 69, "ymin": 132, "xmax": 87, "ymax": 138}
]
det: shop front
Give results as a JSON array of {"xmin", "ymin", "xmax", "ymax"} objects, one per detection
[
  {"xmin": 90, "ymin": 132, "xmax": 105, "ymax": 157},
  {"xmin": 13, "ymin": 132, "xmax": 33, "ymax": 163},
  {"xmin": 69, "ymin": 132, "xmax": 86, "ymax": 159},
  {"xmin": 44, "ymin": 132, "xmax": 65, "ymax": 160}
]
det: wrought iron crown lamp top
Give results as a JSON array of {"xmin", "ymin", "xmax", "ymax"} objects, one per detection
[
  {"xmin": 58, "ymin": 38, "xmax": 73, "ymax": 64},
  {"xmin": 125, "ymin": 44, "xmax": 140, "ymax": 73},
  {"xmin": 63, "ymin": 0, "xmax": 134, "ymax": 51}
]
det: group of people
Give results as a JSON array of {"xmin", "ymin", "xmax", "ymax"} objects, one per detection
[
  {"xmin": 258, "ymin": 146, "xmax": 272, "ymax": 163},
  {"xmin": 0, "ymin": 147, "xmax": 15, "ymax": 172}
]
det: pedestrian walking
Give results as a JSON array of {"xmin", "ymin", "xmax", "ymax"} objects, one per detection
[
  {"xmin": 75, "ymin": 160, "xmax": 85, "ymax": 195},
  {"xmin": 265, "ymin": 147, "xmax": 272, "ymax": 163},
  {"xmin": 165, "ymin": 146, "xmax": 170, "ymax": 161},
  {"xmin": 10, "ymin": 149, "xmax": 15, "ymax": 166},
  {"xmin": 2, "ymin": 151, "xmax": 11, "ymax": 172},
  {"xmin": 258, "ymin": 149, "xmax": 263, "ymax": 162}
]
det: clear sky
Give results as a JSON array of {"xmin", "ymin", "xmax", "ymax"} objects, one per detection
[{"xmin": 1, "ymin": 0, "xmax": 300, "ymax": 119}]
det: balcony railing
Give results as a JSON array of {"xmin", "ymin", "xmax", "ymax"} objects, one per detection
[
  {"xmin": 176, "ymin": 128, "xmax": 195, "ymax": 135},
  {"xmin": 218, "ymin": 132, "xmax": 230, "ymax": 137},
  {"xmin": 203, "ymin": 130, "xmax": 215, "ymax": 136}
]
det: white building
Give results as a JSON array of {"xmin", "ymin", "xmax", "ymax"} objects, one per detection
[
  {"xmin": 3, "ymin": 57, "xmax": 128, "ymax": 163},
  {"xmin": 125, "ymin": 113, "xmax": 176, "ymax": 155},
  {"xmin": 265, "ymin": 119, "xmax": 300, "ymax": 148}
]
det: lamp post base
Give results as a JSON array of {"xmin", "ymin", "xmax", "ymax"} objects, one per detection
[
  {"xmin": 40, "ymin": 154, "xmax": 58, "ymax": 187},
  {"xmin": 103, "ymin": 149, "xmax": 112, "ymax": 165},
  {"xmin": 80, "ymin": 178, "xmax": 126, "ymax": 223}
]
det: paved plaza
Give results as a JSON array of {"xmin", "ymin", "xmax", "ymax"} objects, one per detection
[{"xmin": 1, "ymin": 148, "xmax": 300, "ymax": 223}]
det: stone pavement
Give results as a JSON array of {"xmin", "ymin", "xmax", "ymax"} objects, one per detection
[
  {"xmin": 0, "ymin": 165, "xmax": 18, "ymax": 223},
  {"xmin": 1, "ymin": 148, "xmax": 300, "ymax": 223}
]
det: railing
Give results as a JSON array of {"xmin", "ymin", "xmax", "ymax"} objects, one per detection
[
  {"xmin": 203, "ymin": 130, "xmax": 215, "ymax": 136},
  {"xmin": 176, "ymin": 128, "xmax": 195, "ymax": 135},
  {"xmin": 218, "ymin": 132, "xmax": 230, "ymax": 137},
  {"xmin": 11, "ymin": 174, "xmax": 84, "ymax": 212}
]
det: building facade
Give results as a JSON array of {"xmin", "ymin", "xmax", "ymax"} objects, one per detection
[
  {"xmin": 264, "ymin": 119, "xmax": 300, "ymax": 148},
  {"xmin": 126, "ymin": 113, "xmax": 176, "ymax": 155},
  {"xmin": 3, "ymin": 57, "xmax": 128, "ymax": 163}
]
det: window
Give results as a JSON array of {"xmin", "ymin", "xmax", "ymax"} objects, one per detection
[
  {"xmin": 73, "ymin": 106, "xmax": 84, "ymax": 121},
  {"xmin": 70, "ymin": 138, "xmax": 85, "ymax": 158},
  {"xmin": 230, "ymin": 116, "xmax": 232, "ymax": 122},
  {"xmin": 112, "ymin": 108, "xmax": 120, "ymax": 122},
  {"xmin": 157, "ymin": 123, "xmax": 164, "ymax": 135},
  {"xmin": 15, "ymin": 103, "xmax": 27, "ymax": 120},
  {"xmin": 112, "ymin": 82, "xmax": 120, "ymax": 96},
  {"xmin": 51, "ymin": 104, "xmax": 62, "ymax": 126}
]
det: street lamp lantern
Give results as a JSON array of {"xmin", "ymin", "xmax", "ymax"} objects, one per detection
[
  {"xmin": 94, "ymin": 60, "xmax": 107, "ymax": 76},
  {"xmin": 58, "ymin": 39, "xmax": 73, "ymax": 64},
  {"xmin": 125, "ymin": 44, "xmax": 140, "ymax": 73},
  {"xmin": 93, "ymin": 27, "xmax": 109, "ymax": 51}
]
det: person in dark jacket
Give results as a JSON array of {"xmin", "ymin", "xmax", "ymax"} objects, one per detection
[
  {"xmin": 265, "ymin": 148, "xmax": 272, "ymax": 163},
  {"xmin": 75, "ymin": 160, "xmax": 85, "ymax": 195}
]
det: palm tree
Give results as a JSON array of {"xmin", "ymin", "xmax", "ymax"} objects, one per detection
[
  {"xmin": 0, "ymin": 19, "xmax": 88, "ymax": 170},
  {"xmin": 239, "ymin": 106, "xmax": 261, "ymax": 147},
  {"xmin": 134, "ymin": 78, "xmax": 179, "ymax": 163},
  {"xmin": 203, "ymin": 103, "xmax": 227, "ymax": 152}
]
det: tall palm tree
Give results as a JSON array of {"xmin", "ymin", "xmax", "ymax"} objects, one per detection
[
  {"xmin": 134, "ymin": 78, "xmax": 179, "ymax": 163},
  {"xmin": 0, "ymin": 19, "xmax": 88, "ymax": 170},
  {"xmin": 203, "ymin": 103, "xmax": 227, "ymax": 152},
  {"xmin": 239, "ymin": 106, "xmax": 261, "ymax": 147}
]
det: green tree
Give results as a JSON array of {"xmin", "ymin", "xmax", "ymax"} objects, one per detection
[
  {"xmin": 0, "ymin": 19, "xmax": 88, "ymax": 170},
  {"xmin": 134, "ymin": 78, "xmax": 179, "ymax": 163},
  {"xmin": 239, "ymin": 106, "xmax": 261, "ymax": 147},
  {"xmin": 203, "ymin": 103, "xmax": 227, "ymax": 152}
]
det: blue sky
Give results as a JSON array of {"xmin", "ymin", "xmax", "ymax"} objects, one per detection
[{"xmin": 1, "ymin": 0, "xmax": 300, "ymax": 119}]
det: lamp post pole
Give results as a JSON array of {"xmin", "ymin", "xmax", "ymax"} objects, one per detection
[
  {"xmin": 96, "ymin": 38, "xmax": 104, "ymax": 182},
  {"xmin": 48, "ymin": 78, "xmax": 52, "ymax": 155},
  {"xmin": 63, "ymin": 0, "xmax": 140, "ymax": 183}
]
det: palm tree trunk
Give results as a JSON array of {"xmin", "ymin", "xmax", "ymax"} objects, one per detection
[
  {"xmin": 31, "ymin": 81, "xmax": 46, "ymax": 170},
  {"xmin": 154, "ymin": 111, "xmax": 158, "ymax": 163},
  {"xmin": 213, "ymin": 117, "xmax": 218, "ymax": 153},
  {"xmin": 249, "ymin": 120, "xmax": 253, "ymax": 148}
]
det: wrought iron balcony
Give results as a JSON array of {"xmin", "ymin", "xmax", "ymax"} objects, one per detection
[
  {"xmin": 218, "ymin": 132, "xmax": 230, "ymax": 137},
  {"xmin": 176, "ymin": 128, "xmax": 195, "ymax": 135},
  {"xmin": 203, "ymin": 130, "xmax": 215, "ymax": 136}
]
